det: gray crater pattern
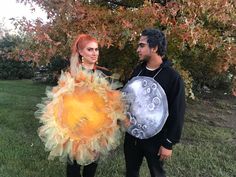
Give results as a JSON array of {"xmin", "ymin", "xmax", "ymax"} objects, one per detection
[{"xmin": 122, "ymin": 76, "xmax": 169, "ymax": 139}]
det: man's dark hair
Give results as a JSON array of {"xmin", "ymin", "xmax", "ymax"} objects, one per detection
[{"xmin": 141, "ymin": 29, "xmax": 167, "ymax": 57}]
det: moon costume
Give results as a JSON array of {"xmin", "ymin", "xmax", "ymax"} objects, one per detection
[{"xmin": 122, "ymin": 68, "xmax": 169, "ymax": 139}]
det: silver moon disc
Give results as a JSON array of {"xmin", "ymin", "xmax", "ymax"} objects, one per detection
[{"xmin": 122, "ymin": 76, "xmax": 169, "ymax": 139}]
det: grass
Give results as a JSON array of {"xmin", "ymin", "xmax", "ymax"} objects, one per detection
[{"xmin": 0, "ymin": 80, "xmax": 236, "ymax": 177}]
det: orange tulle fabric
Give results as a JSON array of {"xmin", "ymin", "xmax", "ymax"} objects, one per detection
[{"xmin": 35, "ymin": 68, "xmax": 126, "ymax": 165}]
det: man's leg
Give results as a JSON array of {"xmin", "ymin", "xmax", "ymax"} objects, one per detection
[
  {"xmin": 124, "ymin": 133, "xmax": 144, "ymax": 177},
  {"xmin": 144, "ymin": 143, "xmax": 166, "ymax": 177},
  {"xmin": 82, "ymin": 162, "xmax": 98, "ymax": 177},
  {"xmin": 66, "ymin": 160, "xmax": 82, "ymax": 177}
]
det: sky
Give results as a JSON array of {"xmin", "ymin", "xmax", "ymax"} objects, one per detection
[{"xmin": 0, "ymin": 0, "xmax": 47, "ymax": 31}]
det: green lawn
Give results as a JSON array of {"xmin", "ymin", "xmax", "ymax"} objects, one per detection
[{"xmin": 0, "ymin": 80, "xmax": 235, "ymax": 177}]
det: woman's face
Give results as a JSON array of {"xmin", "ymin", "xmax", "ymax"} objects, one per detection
[{"xmin": 79, "ymin": 41, "xmax": 99, "ymax": 65}]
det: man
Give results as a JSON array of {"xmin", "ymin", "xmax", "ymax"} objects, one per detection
[{"xmin": 123, "ymin": 29, "xmax": 185, "ymax": 177}]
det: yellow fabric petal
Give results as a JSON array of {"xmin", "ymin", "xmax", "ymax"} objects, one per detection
[{"xmin": 36, "ymin": 68, "xmax": 127, "ymax": 165}]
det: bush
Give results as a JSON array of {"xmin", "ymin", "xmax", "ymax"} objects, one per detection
[
  {"xmin": 32, "ymin": 56, "xmax": 69, "ymax": 85},
  {"xmin": 48, "ymin": 56, "xmax": 69, "ymax": 84},
  {"xmin": 0, "ymin": 59, "xmax": 34, "ymax": 80},
  {"xmin": 100, "ymin": 44, "xmax": 138, "ymax": 82},
  {"xmin": 178, "ymin": 45, "xmax": 233, "ymax": 92}
]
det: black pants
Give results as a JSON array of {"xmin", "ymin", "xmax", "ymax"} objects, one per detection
[
  {"xmin": 66, "ymin": 160, "xmax": 98, "ymax": 177},
  {"xmin": 124, "ymin": 133, "xmax": 166, "ymax": 177}
]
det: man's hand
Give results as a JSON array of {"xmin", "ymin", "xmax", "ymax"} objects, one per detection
[{"xmin": 158, "ymin": 146, "xmax": 172, "ymax": 161}]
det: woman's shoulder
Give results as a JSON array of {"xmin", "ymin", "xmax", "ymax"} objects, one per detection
[{"xmin": 96, "ymin": 65, "xmax": 112, "ymax": 76}]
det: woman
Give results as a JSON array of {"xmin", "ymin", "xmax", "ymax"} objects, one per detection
[
  {"xmin": 36, "ymin": 33, "xmax": 126, "ymax": 177},
  {"xmin": 70, "ymin": 34, "xmax": 110, "ymax": 78},
  {"xmin": 67, "ymin": 34, "xmax": 110, "ymax": 177}
]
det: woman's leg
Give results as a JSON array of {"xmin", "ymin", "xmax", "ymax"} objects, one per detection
[
  {"xmin": 82, "ymin": 162, "xmax": 98, "ymax": 177},
  {"xmin": 66, "ymin": 160, "xmax": 82, "ymax": 177}
]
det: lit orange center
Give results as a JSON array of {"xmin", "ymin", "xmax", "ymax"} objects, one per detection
[{"xmin": 54, "ymin": 86, "xmax": 111, "ymax": 140}]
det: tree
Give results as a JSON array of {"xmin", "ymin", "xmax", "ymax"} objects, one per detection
[
  {"xmin": 14, "ymin": 0, "xmax": 236, "ymax": 97},
  {"xmin": 0, "ymin": 19, "xmax": 11, "ymax": 38},
  {"xmin": 0, "ymin": 34, "xmax": 34, "ymax": 79},
  {"xmin": 0, "ymin": 34, "xmax": 22, "ymax": 59}
]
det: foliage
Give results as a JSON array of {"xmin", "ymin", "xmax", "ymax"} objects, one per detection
[
  {"xmin": 100, "ymin": 43, "xmax": 138, "ymax": 82},
  {"xmin": 13, "ymin": 0, "xmax": 236, "ymax": 96},
  {"xmin": 0, "ymin": 34, "xmax": 35, "ymax": 79},
  {"xmin": 31, "ymin": 56, "xmax": 69, "ymax": 84},
  {"xmin": 0, "ymin": 34, "xmax": 22, "ymax": 59},
  {"xmin": 0, "ymin": 20, "xmax": 10, "ymax": 38},
  {"xmin": 0, "ymin": 59, "xmax": 34, "ymax": 79},
  {"xmin": 47, "ymin": 55, "xmax": 69, "ymax": 84},
  {"xmin": 92, "ymin": 0, "xmax": 145, "ymax": 8}
]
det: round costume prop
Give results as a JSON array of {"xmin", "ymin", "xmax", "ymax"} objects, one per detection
[
  {"xmin": 35, "ymin": 68, "xmax": 126, "ymax": 165},
  {"xmin": 122, "ymin": 70, "xmax": 169, "ymax": 139}
]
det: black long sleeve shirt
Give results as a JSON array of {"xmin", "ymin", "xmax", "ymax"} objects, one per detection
[{"xmin": 127, "ymin": 59, "xmax": 186, "ymax": 149}]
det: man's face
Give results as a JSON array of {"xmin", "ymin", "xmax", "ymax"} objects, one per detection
[{"xmin": 137, "ymin": 36, "xmax": 151, "ymax": 61}]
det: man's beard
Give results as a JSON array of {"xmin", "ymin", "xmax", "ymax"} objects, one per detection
[{"xmin": 142, "ymin": 55, "xmax": 151, "ymax": 62}]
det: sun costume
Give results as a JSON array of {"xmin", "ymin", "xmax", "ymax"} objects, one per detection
[{"xmin": 35, "ymin": 66, "xmax": 126, "ymax": 165}]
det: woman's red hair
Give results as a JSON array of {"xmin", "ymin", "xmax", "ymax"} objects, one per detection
[
  {"xmin": 71, "ymin": 34, "xmax": 98, "ymax": 56},
  {"xmin": 70, "ymin": 34, "xmax": 98, "ymax": 76}
]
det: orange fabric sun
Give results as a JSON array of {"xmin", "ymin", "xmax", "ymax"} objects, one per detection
[{"xmin": 35, "ymin": 68, "xmax": 126, "ymax": 165}]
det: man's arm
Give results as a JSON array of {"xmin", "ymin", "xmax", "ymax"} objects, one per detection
[{"xmin": 159, "ymin": 75, "xmax": 186, "ymax": 158}]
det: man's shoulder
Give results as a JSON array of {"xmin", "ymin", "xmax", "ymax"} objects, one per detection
[{"xmin": 162, "ymin": 65, "xmax": 181, "ymax": 80}]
